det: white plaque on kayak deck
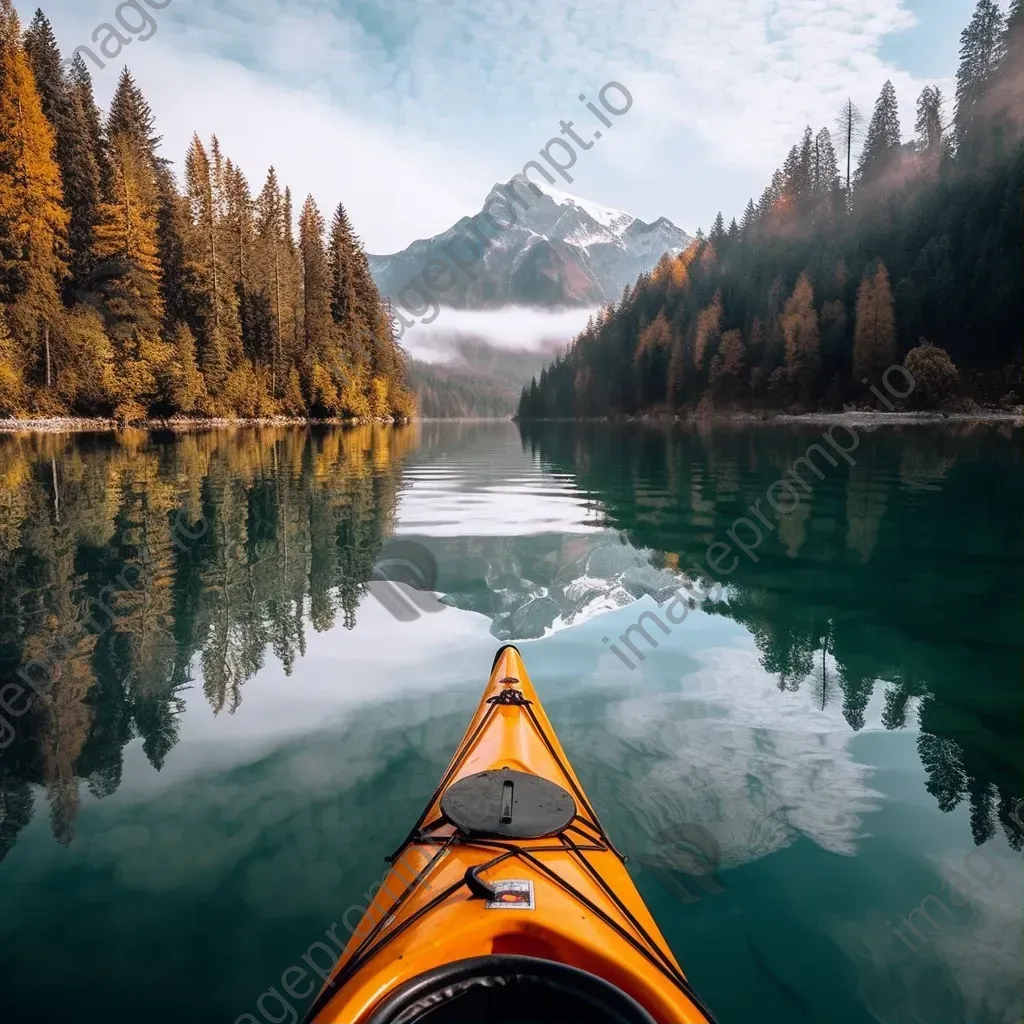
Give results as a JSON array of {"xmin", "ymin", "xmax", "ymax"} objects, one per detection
[{"xmin": 485, "ymin": 879, "xmax": 535, "ymax": 910}]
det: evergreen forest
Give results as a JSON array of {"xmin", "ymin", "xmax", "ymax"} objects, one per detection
[{"xmin": 519, "ymin": 0, "xmax": 1024, "ymax": 420}]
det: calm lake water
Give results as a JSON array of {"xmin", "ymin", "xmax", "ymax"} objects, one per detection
[{"xmin": 0, "ymin": 420, "xmax": 1021, "ymax": 1024}]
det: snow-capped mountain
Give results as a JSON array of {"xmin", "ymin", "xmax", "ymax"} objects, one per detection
[{"xmin": 369, "ymin": 175, "xmax": 691, "ymax": 309}]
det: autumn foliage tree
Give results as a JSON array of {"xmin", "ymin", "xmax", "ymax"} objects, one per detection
[
  {"xmin": 693, "ymin": 289, "xmax": 723, "ymax": 378},
  {"xmin": 852, "ymin": 261, "xmax": 897, "ymax": 382},
  {"xmin": 0, "ymin": 0, "xmax": 67, "ymax": 398},
  {"xmin": 709, "ymin": 329, "xmax": 746, "ymax": 403},
  {"xmin": 782, "ymin": 273, "xmax": 821, "ymax": 400}
]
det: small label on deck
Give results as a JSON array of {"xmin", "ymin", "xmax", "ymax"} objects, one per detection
[{"xmin": 485, "ymin": 879, "xmax": 535, "ymax": 910}]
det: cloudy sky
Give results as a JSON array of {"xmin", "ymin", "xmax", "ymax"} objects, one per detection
[{"xmin": 18, "ymin": 0, "xmax": 981, "ymax": 253}]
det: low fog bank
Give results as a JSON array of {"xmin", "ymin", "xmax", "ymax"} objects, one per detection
[{"xmin": 401, "ymin": 306, "xmax": 595, "ymax": 365}]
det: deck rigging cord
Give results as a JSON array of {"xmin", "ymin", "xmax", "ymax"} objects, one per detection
[{"xmin": 303, "ymin": 679, "xmax": 720, "ymax": 1024}]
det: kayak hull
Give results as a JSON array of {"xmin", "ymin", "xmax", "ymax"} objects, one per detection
[{"xmin": 306, "ymin": 645, "xmax": 713, "ymax": 1024}]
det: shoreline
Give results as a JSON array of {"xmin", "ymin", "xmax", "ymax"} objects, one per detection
[
  {"xmin": 0, "ymin": 415, "xmax": 415, "ymax": 434},
  {"xmin": 516, "ymin": 408, "xmax": 1023, "ymax": 427},
  {"xmin": 1, "ymin": 409, "xmax": 1021, "ymax": 433}
]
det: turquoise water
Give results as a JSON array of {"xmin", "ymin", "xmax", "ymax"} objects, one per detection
[{"xmin": 0, "ymin": 420, "xmax": 1021, "ymax": 1023}]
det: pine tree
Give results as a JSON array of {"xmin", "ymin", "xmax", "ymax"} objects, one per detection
[
  {"xmin": 835, "ymin": 99, "xmax": 864, "ymax": 196},
  {"xmin": 224, "ymin": 161, "xmax": 269, "ymax": 394},
  {"xmin": 852, "ymin": 261, "xmax": 896, "ymax": 381},
  {"xmin": 155, "ymin": 163, "xmax": 205, "ymax": 341},
  {"xmin": 778, "ymin": 145, "xmax": 803, "ymax": 224},
  {"xmin": 633, "ymin": 311, "xmax": 671, "ymax": 407},
  {"xmin": 0, "ymin": 0, "xmax": 68, "ymax": 393},
  {"xmin": 224, "ymin": 160, "xmax": 253, "ymax": 297},
  {"xmin": 989, "ymin": 0, "xmax": 1024, "ymax": 145},
  {"xmin": 209, "ymin": 137, "xmax": 244, "ymax": 362},
  {"xmin": 954, "ymin": 0, "xmax": 1007, "ymax": 148},
  {"xmin": 811, "ymin": 128, "xmax": 840, "ymax": 221},
  {"xmin": 328, "ymin": 202, "xmax": 358, "ymax": 339},
  {"xmin": 23, "ymin": 11, "xmax": 99, "ymax": 297},
  {"xmin": 740, "ymin": 198, "xmax": 757, "ymax": 235},
  {"xmin": 68, "ymin": 55, "xmax": 109, "ymax": 195},
  {"xmin": 915, "ymin": 85, "xmax": 948, "ymax": 155},
  {"xmin": 857, "ymin": 80, "xmax": 901, "ymax": 186},
  {"xmin": 97, "ymin": 67, "xmax": 168, "ymax": 417},
  {"xmin": 184, "ymin": 134, "xmax": 239, "ymax": 394},
  {"xmin": 93, "ymin": 130, "xmax": 167, "ymax": 419},
  {"xmin": 94, "ymin": 142, "xmax": 162, "ymax": 287},
  {"xmin": 184, "ymin": 135, "xmax": 216, "ymax": 312},
  {"xmin": 338, "ymin": 204, "xmax": 407, "ymax": 414},
  {"xmin": 761, "ymin": 167, "xmax": 789, "ymax": 229},
  {"xmin": 794, "ymin": 126, "xmax": 815, "ymax": 214},
  {"xmin": 328, "ymin": 200, "xmax": 378, "ymax": 413},
  {"xmin": 106, "ymin": 68, "xmax": 161, "ymax": 163},
  {"xmin": 255, "ymin": 167, "xmax": 287, "ymax": 396},
  {"xmin": 299, "ymin": 195, "xmax": 336, "ymax": 412},
  {"xmin": 281, "ymin": 186, "xmax": 303, "ymax": 367}
]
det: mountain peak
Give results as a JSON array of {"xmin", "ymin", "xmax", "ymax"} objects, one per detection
[
  {"xmin": 501, "ymin": 175, "xmax": 636, "ymax": 237},
  {"xmin": 368, "ymin": 179, "xmax": 692, "ymax": 312}
]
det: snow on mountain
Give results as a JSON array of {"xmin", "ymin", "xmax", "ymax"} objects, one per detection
[
  {"xmin": 533, "ymin": 182, "xmax": 636, "ymax": 236},
  {"xmin": 368, "ymin": 175, "xmax": 691, "ymax": 312}
]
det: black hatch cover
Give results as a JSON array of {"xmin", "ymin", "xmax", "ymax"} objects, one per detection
[{"xmin": 441, "ymin": 768, "xmax": 576, "ymax": 839}]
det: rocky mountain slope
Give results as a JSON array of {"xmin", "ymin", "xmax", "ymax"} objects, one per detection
[{"xmin": 369, "ymin": 175, "xmax": 691, "ymax": 309}]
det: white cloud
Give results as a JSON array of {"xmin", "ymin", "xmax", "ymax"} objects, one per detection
[
  {"xmin": 123, "ymin": 47, "xmax": 493, "ymax": 252},
  {"xmin": 25, "ymin": 0, "xmax": 957, "ymax": 248},
  {"xmin": 20, "ymin": 0, "xmax": 495, "ymax": 251}
]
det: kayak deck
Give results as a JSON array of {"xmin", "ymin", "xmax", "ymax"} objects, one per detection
[{"xmin": 305, "ymin": 645, "xmax": 716, "ymax": 1024}]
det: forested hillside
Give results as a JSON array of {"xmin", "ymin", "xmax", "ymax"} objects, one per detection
[
  {"xmin": 0, "ymin": 3, "xmax": 414, "ymax": 422},
  {"xmin": 410, "ymin": 360, "xmax": 518, "ymax": 418},
  {"xmin": 520, "ymin": 0, "xmax": 1023, "ymax": 419}
]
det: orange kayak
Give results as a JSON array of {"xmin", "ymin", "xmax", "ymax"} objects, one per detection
[{"xmin": 304, "ymin": 644, "xmax": 717, "ymax": 1024}]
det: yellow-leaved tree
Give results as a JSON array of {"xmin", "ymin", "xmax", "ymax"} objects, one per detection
[
  {"xmin": 0, "ymin": 303, "xmax": 25, "ymax": 413},
  {"xmin": 852, "ymin": 259, "xmax": 896, "ymax": 382},
  {"xmin": 693, "ymin": 289, "xmax": 723, "ymax": 374},
  {"xmin": 0, "ymin": 0, "xmax": 67, "ymax": 404},
  {"xmin": 782, "ymin": 272, "xmax": 821, "ymax": 399},
  {"xmin": 709, "ymin": 328, "xmax": 747, "ymax": 403}
]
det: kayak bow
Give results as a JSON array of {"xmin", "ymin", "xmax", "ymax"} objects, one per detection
[{"xmin": 305, "ymin": 644, "xmax": 717, "ymax": 1024}]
